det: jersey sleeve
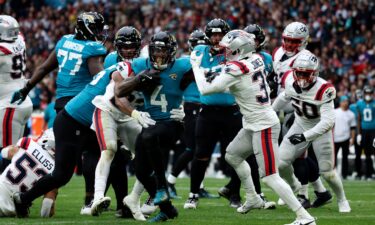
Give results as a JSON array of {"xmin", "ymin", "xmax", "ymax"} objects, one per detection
[
  {"xmin": 104, "ymin": 52, "xmax": 117, "ymax": 69},
  {"xmin": 225, "ymin": 61, "xmax": 250, "ymax": 76},
  {"xmin": 303, "ymin": 101, "xmax": 335, "ymax": 141},
  {"xmin": 86, "ymin": 41, "xmax": 107, "ymax": 57},
  {"xmin": 314, "ymin": 83, "xmax": 336, "ymax": 103},
  {"xmin": 349, "ymin": 111, "xmax": 357, "ymax": 128},
  {"xmin": 16, "ymin": 137, "xmax": 32, "ymax": 150},
  {"xmin": 272, "ymin": 91, "xmax": 291, "ymax": 112},
  {"xmin": 131, "ymin": 57, "xmax": 149, "ymax": 75}
]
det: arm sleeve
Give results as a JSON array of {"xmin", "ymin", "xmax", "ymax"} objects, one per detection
[
  {"xmin": 272, "ymin": 91, "xmax": 291, "ymax": 112},
  {"xmin": 303, "ymin": 101, "xmax": 335, "ymax": 141},
  {"xmin": 193, "ymin": 65, "xmax": 238, "ymax": 95}
]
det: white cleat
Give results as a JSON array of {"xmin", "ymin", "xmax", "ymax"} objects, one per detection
[
  {"xmin": 91, "ymin": 197, "xmax": 111, "ymax": 216},
  {"xmin": 278, "ymin": 198, "xmax": 286, "ymax": 206},
  {"xmin": 80, "ymin": 203, "xmax": 92, "ymax": 216},
  {"xmin": 263, "ymin": 200, "xmax": 277, "ymax": 209},
  {"xmin": 237, "ymin": 197, "xmax": 264, "ymax": 214},
  {"xmin": 338, "ymin": 200, "xmax": 351, "ymax": 213},
  {"xmin": 284, "ymin": 217, "xmax": 316, "ymax": 225},
  {"xmin": 123, "ymin": 195, "xmax": 146, "ymax": 221},
  {"xmin": 141, "ymin": 197, "xmax": 158, "ymax": 216},
  {"xmin": 183, "ymin": 196, "xmax": 199, "ymax": 209}
]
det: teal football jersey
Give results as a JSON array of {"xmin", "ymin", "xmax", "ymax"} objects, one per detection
[
  {"xmin": 131, "ymin": 57, "xmax": 191, "ymax": 121},
  {"xmin": 104, "ymin": 51, "xmax": 120, "ymax": 69},
  {"xmin": 65, "ymin": 65, "xmax": 116, "ymax": 126},
  {"xmin": 356, "ymin": 99, "xmax": 375, "ymax": 130},
  {"xmin": 55, "ymin": 35, "xmax": 107, "ymax": 99},
  {"xmin": 193, "ymin": 45, "xmax": 236, "ymax": 106},
  {"xmin": 259, "ymin": 51, "xmax": 273, "ymax": 75}
]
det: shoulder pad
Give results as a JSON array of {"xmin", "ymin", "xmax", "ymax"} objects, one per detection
[
  {"xmin": 225, "ymin": 61, "xmax": 250, "ymax": 76},
  {"xmin": 315, "ymin": 83, "xmax": 336, "ymax": 102}
]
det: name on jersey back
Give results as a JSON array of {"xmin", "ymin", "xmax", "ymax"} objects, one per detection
[
  {"xmin": 31, "ymin": 149, "xmax": 53, "ymax": 170},
  {"xmin": 63, "ymin": 41, "xmax": 84, "ymax": 52}
]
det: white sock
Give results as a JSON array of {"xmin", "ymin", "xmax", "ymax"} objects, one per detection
[
  {"xmin": 200, "ymin": 182, "xmax": 204, "ymax": 189},
  {"xmin": 94, "ymin": 150, "xmax": 114, "ymax": 201},
  {"xmin": 311, "ymin": 177, "xmax": 327, "ymax": 193},
  {"xmin": 298, "ymin": 184, "xmax": 309, "ymax": 198},
  {"xmin": 296, "ymin": 206, "xmax": 313, "ymax": 219},
  {"xmin": 226, "ymin": 154, "xmax": 258, "ymax": 200},
  {"xmin": 189, "ymin": 192, "xmax": 199, "ymax": 198},
  {"xmin": 262, "ymin": 174, "xmax": 303, "ymax": 212},
  {"xmin": 129, "ymin": 179, "xmax": 144, "ymax": 200},
  {"xmin": 167, "ymin": 174, "xmax": 177, "ymax": 184},
  {"xmin": 322, "ymin": 170, "xmax": 346, "ymax": 201}
]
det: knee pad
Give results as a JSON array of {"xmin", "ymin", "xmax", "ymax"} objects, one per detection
[
  {"xmin": 105, "ymin": 140, "xmax": 117, "ymax": 153},
  {"xmin": 225, "ymin": 152, "xmax": 242, "ymax": 167},
  {"xmin": 319, "ymin": 160, "xmax": 333, "ymax": 173},
  {"xmin": 321, "ymin": 170, "xmax": 336, "ymax": 180}
]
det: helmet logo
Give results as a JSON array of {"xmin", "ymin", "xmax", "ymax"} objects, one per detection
[
  {"xmin": 83, "ymin": 14, "xmax": 95, "ymax": 24},
  {"xmin": 299, "ymin": 26, "xmax": 307, "ymax": 33}
]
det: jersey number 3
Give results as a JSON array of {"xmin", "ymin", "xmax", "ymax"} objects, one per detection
[{"xmin": 253, "ymin": 71, "xmax": 269, "ymax": 104}]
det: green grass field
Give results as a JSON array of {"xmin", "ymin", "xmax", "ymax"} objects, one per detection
[{"xmin": 0, "ymin": 176, "xmax": 374, "ymax": 225}]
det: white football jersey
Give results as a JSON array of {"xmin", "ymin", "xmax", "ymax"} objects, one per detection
[
  {"xmin": 194, "ymin": 53, "xmax": 279, "ymax": 131},
  {"xmin": 0, "ymin": 138, "xmax": 54, "ymax": 193},
  {"xmin": 272, "ymin": 47, "xmax": 311, "ymax": 93},
  {"xmin": 92, "ymin": 61, "xmax": 135, "ymax": 122},
  {"xmin": 273, "ymin": 72, "xmax": 336, "ymax": 141}
]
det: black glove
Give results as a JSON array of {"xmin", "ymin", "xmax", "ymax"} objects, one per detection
[
  {"xmin": 205, "ymin": 70, "xmax": 219, "ymax": 83},
  {"xmin": 136, "ymin": 70, "xmax": 161, "ymax": 93},
  {"xmin": 288, "ymin": 133, "xmax": 306, "ymax": 145},
  {"xmin": 266, "ymin": 72, "xmax": 278, "ymax": 98},
  {"xmin": 10, "ymin": 81, "xmax": 32, "ymax": 105}
]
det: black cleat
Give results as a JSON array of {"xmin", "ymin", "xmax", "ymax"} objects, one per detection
[
  {"xmin": 218, "ymin": 187, "xmax": 231, "ymax": 200},
  {"xmin": 12, "ymin": 192, "xmax": 31, "ymax": 218},
  {"xmin": 297, "ymin": 194, "xmax": 311, "ymax": 209},
  {"xmin": 115, "ymin": 205, "xmax": 134, "ymax": 218},
  {"xmin": 148, "ymin": 205, "xmax": 178, "ymax": 222},
  {"xmin": 198, "ymin": 188, "xmax": 219, "ymax": 199},
  {"xmin": 311, "ymin": 190, "xmax": 332, "ymax": 208},
  {"xmin": 229, "ymin": 195, "xmax": 242, "ymax": 208}
]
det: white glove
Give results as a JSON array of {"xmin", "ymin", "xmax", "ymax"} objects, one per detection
[
  {"xmin": 190, "ymin": 50, "xmax": 203, "ymax": 68},
  {"xmin": 170, "ymin": 105, "xmax": 185, "ymax": 122},
  {"xmin": 357, "ymin": 134, "xmax": 362, "ymax": 146},
  {"xmin": 373, "ymin": 138, "xmax": 375, "ymax": 148},
  {"xmin": 131, "ymin": 110, "xmax": 156, "ymax": 128}
]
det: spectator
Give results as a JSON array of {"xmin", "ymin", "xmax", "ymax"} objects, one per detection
[{"xmin": 334, "ymin": 96, "xmax": 356, "ymax": 179}]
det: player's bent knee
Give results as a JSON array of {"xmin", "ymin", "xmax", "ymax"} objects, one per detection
[
  {"xmin": 278, "ymin": 160, "xmax": 289, "ymax": 170},
  {"xmin": 321, "ymin": 170, "xmax": 336, "ymax": 180},
  {"xmin": 319, "ymin": 161, "xmax": 333, "ymax": 174},
  {"xmin": 105, "ymin": 140, "xmax": 117, "ymax": 153},
  {"xmin": 225, "ymin": 153, "xmax": 241, "ymax": 166},
  {"xmin": 100, "ymin": 149, "xmax": 115, "ymax": 162},
  {"xmin": 261, "ymin": 173, "xmax": 279, "ymax": 186}
]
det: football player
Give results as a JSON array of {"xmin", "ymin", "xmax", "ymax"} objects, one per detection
[
  {"xmin": 90, "ymin": 26, "xmax": 146, "ymax": 220},
  {"xmin": 184, "ymin": 18, "xmax": 243, "ymax": 210},
  {"xmin": 273, "ymin": 52, "xmax": 351, "ymax": 213},
  {"xmin": 191, "ymin": 30, "xmax": 316, "ymax": 225},
  {"xmin": 115, "ymin": 31, "xmax": 194, "ymax": 222},
  {"xmin": 166, "ymin": 30, "xmax": 215, "ymax": 199},
  {"xmin": 356, "ymin": 86, "xmax": 375, "ymax": 180},
  {"xmin": 0, "ymin": 15, "xmax": 32, "ymax": 171},
  {"xmin": 12, "ymin": 61, "xmax": 155, "ymax": 217},
  {"xmin": 0, "ymin": 129, "xmax": 56, "ymax": 218},
  {"xmin": 273, "ymin": 22, "xmax": 331, "ymax": 208},
  {"xmin": 11, "ymin": 12, "xmax": 108, "ymax": 210}
]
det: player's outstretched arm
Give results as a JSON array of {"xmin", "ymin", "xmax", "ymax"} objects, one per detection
[
  {"xmin": 112, "ymin": 71, "xmax": 135, "ymax": 116},
  {"xmin": 11, "ymin": 50, "xmax": 58, "ymax": 104},
  {"xmin": 1, "ymin": 145, "xmax": 20, "ymax": 159}
]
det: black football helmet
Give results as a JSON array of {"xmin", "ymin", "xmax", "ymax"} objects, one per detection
[
  {"xmin": 244, "ymin": 24, "xmax": 266, "ymax": 51},
  {"xmin": 205, "ymin": 18, "xmax": 230, "ymax": 38},
  {"xmin": 188, "ymin": 30, "xmax": 210, "ymax": 51},
  {"xmin": 75, "ymin": 12, "xmax": 108, "ymax": 42},
  {"xmin": 114, "ymin": 26, "xmax": 142, "ymax": 60},
  {"xmin": 148, "ymin": 31, "xmax": 177, "ymax": 70}
]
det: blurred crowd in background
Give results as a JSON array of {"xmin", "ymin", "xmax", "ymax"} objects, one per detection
[{"xmin": 1, "ymin": 0, "xmax": 374, "ymax": 109}]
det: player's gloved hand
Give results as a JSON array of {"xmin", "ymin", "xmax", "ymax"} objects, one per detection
[
  {"xmin": 289, "ymin": 133, "xmax": 306, "ymax": 145},
  {"xmin": 190, "ymin": 50, "xmax": 203, "ymax": 68},
  {"xmin": 137, "ymin": 70, "xmax": 160, "ymax": 85},
  {"xmin": 170, "ymin": 105, "xmax": 185, "ymax": 122},
  {"xmin": 356, "ymin": 134, "xmax": 362, "ymax": 146},
  {"xmin": 131, "ymin": 110, "xmax": 156, "ymax": 128},
  {"xmin": 205, "ymin": 69, "xmax": 219, "ymax": 83},
  {"xmin": 266, "ymin": 71, "xmax": 278, "ymax": 98},
  {"xmin": 11, "ymin": 82, "xmax": 32, "ymax": 105}
]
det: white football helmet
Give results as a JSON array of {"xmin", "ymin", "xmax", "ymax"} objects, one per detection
[
  {"xmin": 0, "ymin": 15, "xmax": 20, "ymax": 42},
  {"xmin": 37, "ymin": 129, "xmax": 56, "ymax": 158},
  {"xmin": 292, "ymin": 52, "xmax": 319, "ymax": 89},
  {"xmin": 219, "ymin": 30, "xmax": 256, "ymax": 61},
  {"xmin": 282, "ymin": 22, "xmax": 309, "ymax": 56}
]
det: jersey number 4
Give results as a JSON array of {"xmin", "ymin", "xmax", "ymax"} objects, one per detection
[
  {"xmin": 151, "ymin": 85, "xmax": 168, "ymax": 112},
  {"xmin": 6, "ymin": 153, "xmax": 48, "ymax": 192},
  {"xmin": 57, "ymin": 49, "xmax": 83, "ymax": 76}
]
